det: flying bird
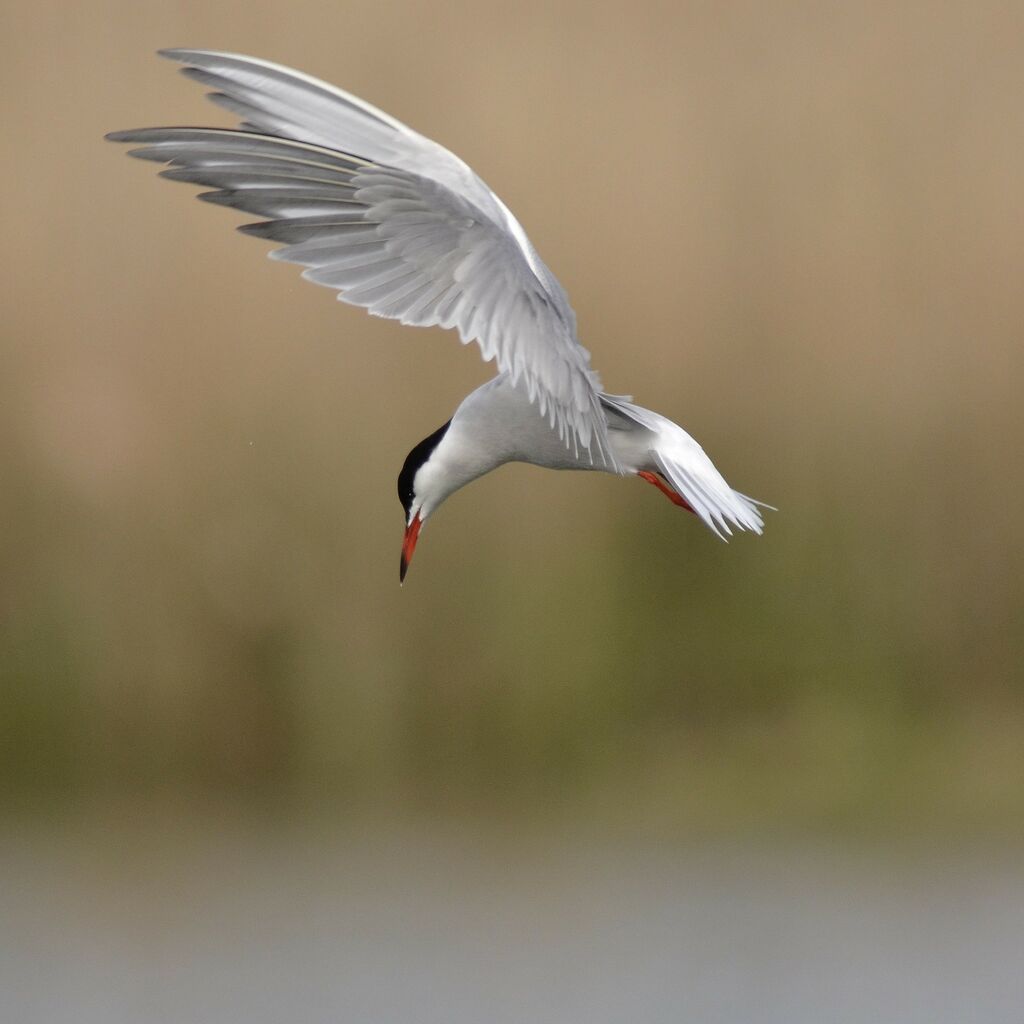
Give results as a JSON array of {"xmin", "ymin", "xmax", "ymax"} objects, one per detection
[{"xmin": 108, "ymin": 49, "xmax": 769, "ymax": 581}]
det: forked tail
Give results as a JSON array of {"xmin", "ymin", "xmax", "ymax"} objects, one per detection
[
  {"xmin": 601, "ymin": 394, "xmax": 771, "ymax": 540},
  {"xmin": 650, "ymin": 448, "xmax": 767, "ymax": 540}
]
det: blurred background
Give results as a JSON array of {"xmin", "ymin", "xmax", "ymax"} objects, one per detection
[{"xmin": 2, "ymin": 0, "xmax": 1023, "ymax": 1020}]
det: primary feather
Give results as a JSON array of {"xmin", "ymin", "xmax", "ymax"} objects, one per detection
[{"xmin": 107, "ymin": 49, "xmax": 616, "ymax": 467}]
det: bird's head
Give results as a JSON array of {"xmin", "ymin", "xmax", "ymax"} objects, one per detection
[{"xmin": 397, "ymin": 419, "xmax": 454, "ymax": 583}]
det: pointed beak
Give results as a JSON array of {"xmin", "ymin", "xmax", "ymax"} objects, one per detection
[{"xmin": 400, "ymin": 512, "xmax": 422, "ymax": 584}]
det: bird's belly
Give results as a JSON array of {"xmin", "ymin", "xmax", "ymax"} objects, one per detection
[
  {"xmin": 509, "ymin": 413, "xmax": 651, "ymax": 475},
  {"xmin": 453, "ymin": 376, "xmax": 653, "ymax": 475}
]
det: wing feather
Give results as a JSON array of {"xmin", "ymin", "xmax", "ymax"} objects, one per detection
[{"xmin": 108, "ymin": 51, "xmax": 615, "ymax": 464}]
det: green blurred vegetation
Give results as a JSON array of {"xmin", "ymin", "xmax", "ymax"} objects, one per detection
[{"xmin": 2, "ymin": 0, "xmax": 1022, "ymax": 835}]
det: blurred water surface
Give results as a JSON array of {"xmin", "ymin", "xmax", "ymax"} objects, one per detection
[{"xmin": 3, "ymin": 812, "xmax": 1023, "ymax": 1024}]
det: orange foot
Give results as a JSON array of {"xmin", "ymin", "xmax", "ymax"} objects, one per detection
[{"xmin": 637, "ymin": 470, "xmax": 696, "ymax": 515}]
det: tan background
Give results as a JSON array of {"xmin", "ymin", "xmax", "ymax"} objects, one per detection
[{"xmin": 2, "ymin": 0, "xmax": 1022, "ymax": 829}]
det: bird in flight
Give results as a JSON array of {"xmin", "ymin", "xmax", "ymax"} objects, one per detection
[{"xmin": 109, "ymin": 49, "xmax": 769, "ymax": 581}]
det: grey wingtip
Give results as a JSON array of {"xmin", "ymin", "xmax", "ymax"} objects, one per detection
[
  {"xmin": 236, "ymin": 221, "xmax": 275, "ymax": 238},
  {"xmin": 157, "ymin": 47, "xmax": 200, "ymax": 62},
  {"xmin": 158, "ymin": 47, "xmax": 243, "ymax": 67},
  {"xmin": 105, "ymin": 129, "xmax": 170, "ymax": 146},
  {"xmin": 194, "ymin": 189, "xmax": 231, "ymax": 206}
]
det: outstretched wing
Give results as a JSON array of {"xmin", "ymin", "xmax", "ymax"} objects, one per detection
[{"xmin": 108, "ymin": 49, "xmax": 616, "ymax": 467}]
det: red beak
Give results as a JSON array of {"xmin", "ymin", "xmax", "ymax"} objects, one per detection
[{"xmin": 400, "ymin": 512, "xmax": 422, "ymax": 583}]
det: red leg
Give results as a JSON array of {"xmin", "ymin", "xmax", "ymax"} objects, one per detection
[{"xmin": 637, "ymin": 470, "xmax": 696, "ymax": 515}]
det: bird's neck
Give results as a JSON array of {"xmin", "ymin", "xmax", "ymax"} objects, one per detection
[{"xmin": 417, "ymin": 422, "xmax": 504, "ymax": 516}]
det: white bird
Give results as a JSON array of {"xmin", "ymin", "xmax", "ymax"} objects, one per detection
[{"xmin": 108, "ymin": 49, "xmax": 770, "ymax": 581}]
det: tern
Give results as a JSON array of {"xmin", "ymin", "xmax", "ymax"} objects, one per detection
[{"xmin": 109, "ymin": 49, "xmax": 770, "ymax": 581}]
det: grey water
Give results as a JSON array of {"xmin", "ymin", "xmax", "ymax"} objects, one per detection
[{"xmin": 3, "ymin": 817, "xmax": 1022, "ymax": 1023}]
